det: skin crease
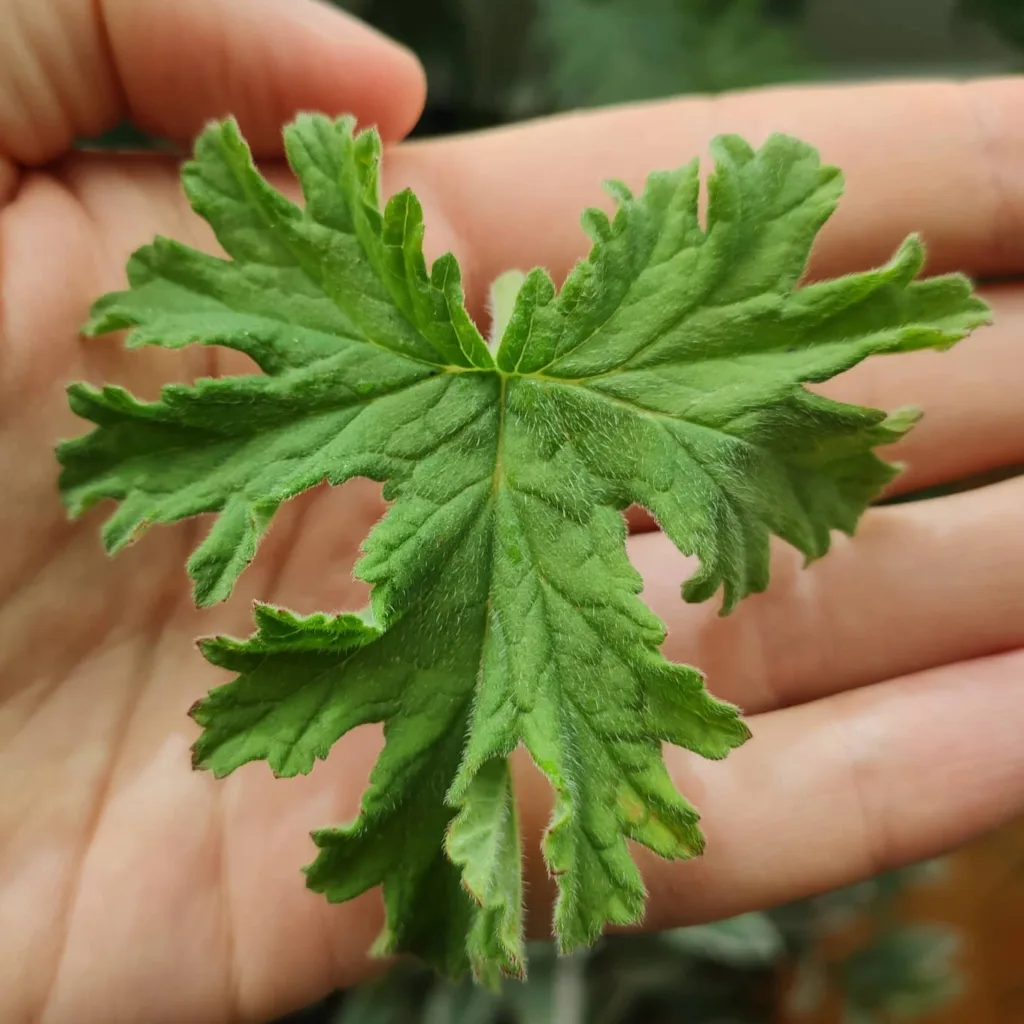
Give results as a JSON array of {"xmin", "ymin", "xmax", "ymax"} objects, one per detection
[{"xmin": 0, "ymin": 1, "xmax": 1023, "ymax": 1021}]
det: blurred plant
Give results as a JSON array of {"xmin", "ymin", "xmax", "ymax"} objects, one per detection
[
  {"xmin": 837, "ymin": 928, "xmax": 960, "ymax": 1024},
  {"xmin": 781, "ymin": 863, "xmax": 962, "ymax": 1024},
  {"xmin": 956, "ymin": 0, "xmax": 1024, "ymax": 50},
  {"xmin": 531, "ymin": 0, "xmax": 811, "ymax": 110},
  {"xmin": 329, "ymin": 0, "xmax": 810, "ymax": 129},
  {"xmin": 330, "ymin": 0, "xmax": 537, "ymax": 129},
  {"xmin": 280, "ymin": 862, "xmax": 958, "ymax": 1024}
]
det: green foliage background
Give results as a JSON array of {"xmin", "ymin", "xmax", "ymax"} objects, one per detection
[
  {"xmin": 335, "ymin": 0, "xmax": 810, "ymax": 130},
  {"xmin": 282, "ymin": 865, "xmax": 960, "ymax": 1024},
  {"xmin": 326, "ymin": 0, "xmax": 1021, "ymax": 136}
]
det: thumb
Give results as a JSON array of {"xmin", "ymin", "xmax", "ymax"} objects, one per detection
[{"xmin": 0, "ymin": 0, "xmax": 426, "ymax": 166}]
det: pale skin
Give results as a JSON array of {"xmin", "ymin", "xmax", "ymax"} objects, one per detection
[{"xmin": 1, "ymin": 0, "xmax": 1023, "ymax": 1021}]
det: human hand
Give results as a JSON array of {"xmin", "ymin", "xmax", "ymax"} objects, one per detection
[{"xmin": 2, "ymin": 1, "xmax": 1023, "ymax": 1020}]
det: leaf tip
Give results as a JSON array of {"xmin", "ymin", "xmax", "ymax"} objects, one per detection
[
  {"xmin": 188, "ymin": 722, "xmax": 211, "ymax": 771},
  {"xmin": 102, "ymin": 513, "xmax": 151, "ymax": 556}
]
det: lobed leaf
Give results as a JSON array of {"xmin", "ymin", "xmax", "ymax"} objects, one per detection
[{"xmin": 59, "ymin": 115, "xmax": 991, "ymax": 981}]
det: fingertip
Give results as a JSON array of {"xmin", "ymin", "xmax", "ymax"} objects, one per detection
[
  {"xmin": 277, "ymin": 2, "xmax": 427, "ymax": 143},
  {"xmin": 340, "ymin": 31, "xmax": 427, "ymax": 144},
  {"xmin": 104, "ymin": 0, "xmax": 427, "ymax": 155}
]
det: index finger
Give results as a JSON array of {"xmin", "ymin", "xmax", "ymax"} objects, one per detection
[
  {"xmin": 0, "ymin": 0, "xmax": 426, "ymax": 168},
  {"xmin": 392, "ymin": 77, "xmax": 1024, "ymax": 310}
]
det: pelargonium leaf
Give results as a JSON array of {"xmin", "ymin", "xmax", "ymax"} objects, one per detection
[{"xmin": 57, "ymin": 115, "xmax": 991, "ymax": 982}]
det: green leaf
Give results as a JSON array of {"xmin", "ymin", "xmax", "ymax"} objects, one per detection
[
  {"xmin": 663, "ymin": 912, "xmax": 785, "ymax": 967},
  {"xmin": 840, "ymin": 926, "xmax": 962, "ymax": 1020},
  {"xmin": 60, "ymin": 115, "xmax": 490, "ymax": 606},
  {"xmin": 420, "ymin": 982, "xmax": 503, "ymax": 1024},
  {"xmin": 58, "ymin": 115, "xmax": 990, "ymax": 982},
  {"xmin": 446, "ymin": 758, "xmax": 526, "ymax": 984},
  {"xmin": 332, "ymin": 963, "xmax": 435, "ymax": 1024},
  {"xmin": 191, "ymin": 604, "xmax": 380, "ymax": 776},
  {"xmin": 957, "ymin": 0, "xmax": 1024, "ymax": 49},
  {"xmin": 534, "ymin": 0, "xmax": 813, "ymax": 108}
]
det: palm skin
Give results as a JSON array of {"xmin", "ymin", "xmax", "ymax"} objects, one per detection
[{"xmin": 2, "ymin": 5, "xmax": 1024, "ymax": 1023}]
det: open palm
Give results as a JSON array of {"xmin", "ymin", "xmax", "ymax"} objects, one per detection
[{"xmin": 2, "ymin": 3, "xmax": 1023, "ymax": 1023}]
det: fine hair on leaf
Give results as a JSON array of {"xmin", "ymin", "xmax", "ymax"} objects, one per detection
[{"xmin": 57, "ymin": 112, "xmax": 992, "ymax": 984}]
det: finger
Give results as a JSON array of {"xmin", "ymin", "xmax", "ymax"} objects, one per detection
[
  {"xmin": 394, "ymin": 77, "xmax": 1024, "ymax": 303},
  {"xmin": 515, "ymin": 648, "xmax": 1024, "ymax": 933},
  {"xmin": 642, "ymin": 648, "xmax": 1024, "ymax": 930},
  {"xmin": 630, "ymin": 475, "xmax": 1024, "ymax": 714},
  {"xmin": 0, "ymin": 0, "xmax": 426, "ymax": 166}
]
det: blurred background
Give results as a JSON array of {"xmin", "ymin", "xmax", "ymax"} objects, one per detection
[
  {"xmin": 228, "ymin": 1, "xmax": 1024, "ymax": 1021},
  {"xmin": 333, "ymin": 0, "xmax": 1024, "ymax": 135}
]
